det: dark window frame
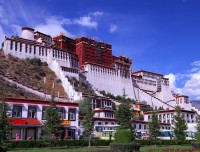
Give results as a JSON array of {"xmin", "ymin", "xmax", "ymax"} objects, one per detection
[
  {"xmin": 27, "ymin": 106, "xmax": 37, "ymax": 118},
  {"xmin": 68, "ymin": 108, "xmax": 76, "ymax": 121},
  {"xmin": 12, "ymin": 105, "xmax": 22, "ymax": 118}
]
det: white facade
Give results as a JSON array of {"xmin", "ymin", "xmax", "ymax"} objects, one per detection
[
  {"xmin": 144, "ymin": 110, "xmax": 197, "ymax": 132},
  {"xmin": 6, "ymin": 98, "xmax": 79, "ymax": 139},
  {"xmin": 84, "ymin": 64, "xmax": 135, "ymax": 98}
]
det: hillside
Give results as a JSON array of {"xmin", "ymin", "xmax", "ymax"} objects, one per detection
[
  {"xmin": 0, "ymin": 50, "xmax": 67, "ymax": 99},
  {"xmin": 191, "ymin": 100, "xmax": 200, "ymax": 110}
]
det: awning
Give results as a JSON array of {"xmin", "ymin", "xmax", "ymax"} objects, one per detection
[{"xmin": 10, "ymin": 118, "xmax": 42, "ymax": 126}]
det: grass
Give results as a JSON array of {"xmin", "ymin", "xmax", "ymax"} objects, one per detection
[
  {"xmin": 8, "ymin": 146, "xmax": 110, "ymax": 152},
  {"xmin": 140, "ymin": 145, "xmax": 193, "ymax": 152},
  {"xmin": 0, "ymin": 54, "xmax": 67, "ymax": 99},
  {"xmin": 7, "ymin": 145, "xmax": 197, "ymax": 152}
]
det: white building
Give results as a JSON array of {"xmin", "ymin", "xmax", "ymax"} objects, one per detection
[
  {"xmin": 79, "ymin": 94, "xmax": 118, "ymax": 139},
  {"xmin": 6, "ymin": 97, "xmax": 79, "ymax": 140},
  {"xmin": 143, "ymin": 109, "xmax": 197, "ymax": 132}
]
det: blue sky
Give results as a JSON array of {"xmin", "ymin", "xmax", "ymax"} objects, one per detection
[{"xmin": 0, "ymin": 0, "xmax": 200, "ymax": 99}]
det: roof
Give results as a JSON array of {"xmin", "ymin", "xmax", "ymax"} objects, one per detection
[
  {"xmin": 132, "ymin": 70, "xmax": 163, "ymax": 77},
  {"xmin": 22, "ymin": 27, "xmax": 34, "ymax": 31},
  {"xmin": 10, "ymin": 118, "xmax": 42, "ymax": 126},
  {"xmin": 144, "ymin": 109, "xmax": 196, "ymax": 114},
  {"xmin": 84, "ymin": 62, "xmax": 115, "ymax": 70},
  {"xmin": 5, "ymin": 97, "xmax": 79, "ymax": 107}
]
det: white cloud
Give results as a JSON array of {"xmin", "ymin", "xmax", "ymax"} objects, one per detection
[
  {"xmin": 191, "ymin": 61, "xmax": 200, "ymax": 67},
  {"xmin": 0, "ymin": 5, "xmax": 8, "ymax": 25},
  {"xmin": 90, "ymin": 11, "xmax": 104, "ymax": 17},
  {"xmin": 109, "ymin": 24, "xmax": 118, "ymax": 33},
  {"xmin": 35, "ymin": 16, "xmax": 74, "ymax": 37},
  {"xmin": 73, "ymin": 16, "xmax": 97, "ymax": 28},
  {"xmin": 181, "ymin": 71, "xmax": 200, "ymax": 100},
  {"xmin": 165, "ymin": 61, "xmax": 200, "ymax": 100},
  {"xmin": 0, "ymin": 26, "xmax": 6, "ymax": 45},
  {"xmin": 11, "ymin": 24, "xmax": 21, "ymax": 36}
]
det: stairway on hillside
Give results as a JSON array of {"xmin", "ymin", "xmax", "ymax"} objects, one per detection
[{"xmin": 48, "ymin": 60, "xmax": 82, "ymax": 101}]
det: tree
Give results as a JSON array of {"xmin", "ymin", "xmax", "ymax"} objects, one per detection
[
  {"xmin": 148, "ymin": 111, "xmax": 160, "ymax": 144},
  {"xmin": 116, "ymin": 99, "xmax": 133, "ymax": 130},
  {"xmin": 43, "ymin": 96, "xmax": 61, "ymax": 148},
  {"xmin": 196, "ymin": 115, "xmax": 200, "ymax": 141},
  {"xmin": 0, "ymin": 102, "xmax": 11, "ymax": 143},
  {"xmin": 173, "ymin": 106, "xmax": 187, "ymax": 143},
  {"xmin": 0, "ymin": 87, "xmax": 11, "ymax": 152},
  {"xmin": 79, "ymin": 97, "xmax": 94, "ymax": 147}
]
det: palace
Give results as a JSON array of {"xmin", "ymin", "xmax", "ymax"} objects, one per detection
[{"xmin": 1, "ymin": 27, "xmax": 199, "ymax": 138}]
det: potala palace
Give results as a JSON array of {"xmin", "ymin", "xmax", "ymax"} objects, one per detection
[{"xmin": 1, "ymin": 27, "xmax": 199, "ymax": 140}]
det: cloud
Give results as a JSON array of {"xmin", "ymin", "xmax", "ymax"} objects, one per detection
[
  {"xmin": 73, "ymin": 16, "xmax": 98, "ymax": 28},
  {"xmin": 90, "ymin": 11, "xmax": 104, "ymax": 17},
  {"xmin": 109, "ymin": 24, "xmax": 118, "ymax": 33},
  {"xmin": 11, "ymin": 24, "xmax": 21, "ymax": 36},
  {"xmin": 181, "ymin": 71, "xmax": 200, "ymax": 100},
  {"xmin": 164, "ymin": 73, "xmax": 182, "ymax": 93},
  {"xmin": 191, "ymin": 61, "xmax": 200, "ymax": 67},
  {"xmin": 165, "ymin": 61, "xmax": 200, "ymax": 100},
  {"xmin": 35, "ymin": 16, "xmax": 74, "ymax": 37},
  {"xmin": 0, "ymin": 26, "xmax": 6, "ymax": 45}
]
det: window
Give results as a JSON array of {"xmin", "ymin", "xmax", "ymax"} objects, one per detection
[
  {"xmin": 28, "ymin": 106, "xmax": 37, "ymax": 118},
  {"xmin": 58, "ymin": 108, "xmax": 65, "ymax": 120},
  {"xmin": 167, "ymin": 114, "xmax": 170, "ymax": 118},
  {"xmin": 163, "ymin": 114, "xmax": 166, "ymax": 119},
  {"xmin": 98, "ymin": 122, "xmax": 101, "ymax": 125},
  {"xmin": 42, "ymin": 107, "xmax": 47, "ymax": 120},
  {"xmin": 144, "ymin": 125, "xmax": 146, "ymax": 130},
  {"xmin": 12, "ymin": 105, "xmax": 22, "ymax": 118},
  {"xmin": 68, "ymin": 108, "xmax": 76, "ymax": 121}
]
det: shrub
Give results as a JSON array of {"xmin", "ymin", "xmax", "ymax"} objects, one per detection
[
  {"xmin": 110, "ymin": 142, "xmax": 140, "ymax": 152},
  {"xmin": 0, "ymin": 145, "xmax": 7, "ymax": 152},
  {"xmin": 91, "ymin": 140, "xmax": 111, "ymax": 146},
  {"xmin": 4, "ymin": 140, "xmax": 110, "ymax": 149},
  {"xmin": 196, "ymin": 132, "xmax": 200, "ymax": 141},
  {"xmin": 115, "ymin": 130, "xmax": 134, "ymax": 143},
  {"xmin": 192, "ymin": 142, "xmax": 200, "ymax": 148}
]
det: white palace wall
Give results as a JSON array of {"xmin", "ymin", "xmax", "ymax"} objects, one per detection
[{"xmin": 84, "ymin": 64, "xmax": 135, "ymax": 99}]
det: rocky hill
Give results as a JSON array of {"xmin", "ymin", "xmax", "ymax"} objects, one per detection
[{"xmin": 0, "ymin": 49, "xmax": 67, "ymax": 99}]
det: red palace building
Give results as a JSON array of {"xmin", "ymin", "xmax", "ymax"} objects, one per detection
[
  {"xmin": 75, "ymin": 37, "xmax": 113, "ymax": 68},
  {"xmin": 53, "ymin": 34, "xmax": 76, "ymax": 53}
]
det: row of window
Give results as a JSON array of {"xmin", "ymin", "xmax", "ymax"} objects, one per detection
[
  {"xmin": 61, "ymin": 66, "xmax": 78, "ymax": 74},
  {"xmin": 10, "ymin": 41, "xmax": 48, "ymax": 56},
  {"xmin": 148, "ymin": 113, "xmax": 194, "ymax": 121},
  {"xmin": 12, "ymin": 105, "xmax": 76, "ymax": 121},
  {"xmin": 133, "ymin": 80, "xmax": 157, "ymax": 86}
]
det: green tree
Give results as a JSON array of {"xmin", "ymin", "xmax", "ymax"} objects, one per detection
[
  {"xmin": 116, "ymin": 99, "xmax": 133, "ymax": 130},
  {"xmin": 148, "ymin": 111, "xmax": 160, "ymax": 144},
  {"xmin": 0, "ymin": 86, "xmax": 11, "ymax": 146},
  {"xmin": 0, "ymin": 101, "xmax": 11, "ymax": 143},
  {"xmin": 43, "ymin": 96, "xmax": 61, "ymax": 148},
  {"xmin": 173, "ymin": 106, "xmax": 187, "ymax": 143},
  {"xmin": 196, "ymin": 115, "xmax": 200, "ymax": 141},
  {"xmin": 79, "ymin": 97, "xmax": 94, "ymax": 147}
]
